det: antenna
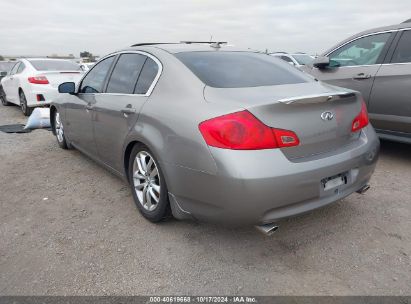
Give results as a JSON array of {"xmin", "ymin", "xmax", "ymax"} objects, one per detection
[{"xmin": 180, "ymin": 41, "xmax": 228, "ymax": 49}]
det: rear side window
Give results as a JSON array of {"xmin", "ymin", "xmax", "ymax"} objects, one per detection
[
  {"xmin": 106, "ymin": 53, "xmax": 146, "ymax": 94},
  {"xmin": 10, "ymin": 63, "xmax": 20, "ymax": 75},
  {"xmin": 80, "ymin": 56, "xmax": 115, "ymax": 93},
  {"xmin": 134, "ymin": 57, "xmax": 159, "ymax": 94},
  {"xmin": 280, "ymin": 56, "xmax": 293, "ymax": 63},
  {"xmin": 29, "ymin": 60, "xmax": 81, "ymax": 71},
  {"xmin": 17, "ymin": 63, "xmax": 25, "ymax": 74},
  {"xmin": 391, "ymin": 30, "xmax": 411, "ymax": 63},
  {"xmin": 175, "ymin": 52, "xmax": 308, "ymax": 88}
]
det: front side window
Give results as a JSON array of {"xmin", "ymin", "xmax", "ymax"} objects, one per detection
[
  {"xmin": 176, "ymin": 52, "xmax": 308, "ymax": 88},
  {"xmin": 292, "ymin": 54, "xmax": 314, "ymax": 65},
  {"xmin": 329, "ymin": 33, "xmax": 391, "ymax": 67},
  {"xmin": 106, "ymin": 53, "xmax": 146, "ymax": 94},
  {"xmin": 134, "ymin": 57, "xmax": 159, "ymax": 94},
  {"xmin": 391, "ymin": 30, "xmax": 411, "ymax": 63},
  {"xmin": 80, "ymin": 56, "xmax": 115, "ymax": 94}
]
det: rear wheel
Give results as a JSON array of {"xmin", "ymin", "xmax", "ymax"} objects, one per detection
[
  {"xmin": 19, "ymin": 90, "xmax": 33, "ymax": 116},
  {"xmin": 54, "ymin": 111, "xmax": 70, "ymax": 149},
  {"xmin": 128, "ymin": 144, "xmax": 171, "ymax": 222}
]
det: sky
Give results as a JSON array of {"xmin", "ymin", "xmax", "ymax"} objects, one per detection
[{"xmin": 1, "ymin": 0, "xmax": 410, "ymax": 57}]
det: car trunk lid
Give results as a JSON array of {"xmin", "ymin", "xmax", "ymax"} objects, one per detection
[{"xmin": 203, "ymin": 82, "xmax": 362, "ymax": 160}]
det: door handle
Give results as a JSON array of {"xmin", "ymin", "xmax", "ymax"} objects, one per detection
[
  {"xmin": 121, "ymin": 108, "xmax": 137, "ymax": 114},
  {"xmin": 353, "ymin": 73, "xmax": 372, "ymax": 80}
]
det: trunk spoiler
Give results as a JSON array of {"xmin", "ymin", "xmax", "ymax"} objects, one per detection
[{"xmin": 278, "ymin": 91, "xmax": 356, "ymax": 105}]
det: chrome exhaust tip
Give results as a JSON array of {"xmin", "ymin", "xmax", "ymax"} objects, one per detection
[
  {"xmin": 356, "ymin": 184, "xmax": 370, "ymax": 194},
  {"xmin": 255, "ymin": 223, "xmax": 279, "ymax": 236}
]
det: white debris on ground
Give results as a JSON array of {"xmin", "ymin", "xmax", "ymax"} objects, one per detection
[{"xmin": 24, "ymin": 107, "xmax": 51, "ymax": 130}]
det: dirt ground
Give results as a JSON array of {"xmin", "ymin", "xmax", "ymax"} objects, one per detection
[{"xmin": 0, "ymin": 104, "xmax": 410, "ymax": 296}]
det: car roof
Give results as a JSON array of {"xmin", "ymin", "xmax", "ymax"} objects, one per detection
[
  {"xmin": 116, "ymin": 43, "xmax": 252, "ymax": 55},
  {"xmin": 323, "ymin": 21, "xmax": 411, "ymax": 55},
  {"xmin": 24, "ymin": 58, "xmax": 74, "ymax": 61}
]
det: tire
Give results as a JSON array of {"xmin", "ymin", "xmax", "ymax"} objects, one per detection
[
  {"xmin": 128, "ymin": 144, "xmax": 171, "ymax": 222},
  {"xmin": 0, "ymin": 86, "xmax": 10, "ymax": 106},
  {"xmin": 19, "ymin": 90, "xmax": 33, "ymax": 116},
  {"xmin": 53, "ymin": 110, "xmax": 71, "ymax": 149}
]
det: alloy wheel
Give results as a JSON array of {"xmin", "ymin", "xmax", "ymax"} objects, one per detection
[
  {"xmin": 132, "ymin": 151, "xmax": 161, "ymax": 211},
  {"xmin": 20, "ymin": 93, "xmax": 26, "ymax": 113},
  {"xmin": 55, "ymin": 112, "xmax": 64, "ymax": 143}
]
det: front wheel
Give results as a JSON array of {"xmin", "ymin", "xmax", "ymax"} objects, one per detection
[
  {"xmin": 128, "ymin": 144, "xmax": 171, "ymax": 222},
  {"xmin": 54, "ymin": 110, "xmax": 70, "ymax": 149},
  {"xmin": 19, "ymin": 90, "xmax": 33, "ymax": 116}
]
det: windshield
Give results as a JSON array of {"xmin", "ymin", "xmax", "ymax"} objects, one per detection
[
  {"xmin": 175, "ymin": 51, "xmax": 309, "ymax": 88},
  {"xmin": 292, "ymin": 54, "xmax": 314, "ymax": 65},
  {"xmin": 0, "ymin": 62, "xmax": 16, "ymax": 72},
  {"xmin": 29, "ymin": 60, "xmax": 81, "ymax": 71}
]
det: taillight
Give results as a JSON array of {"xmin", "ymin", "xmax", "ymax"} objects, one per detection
[
  {"xmin": 351, "ymin": 101, "xmax": 369, "ymax": 132},
  {"xmin": 28, "ymin": 76, "xmax": 49, "ymax": 84},
  {"xmin": 198, "ymin": 110, "xmax": 299, "ymax": 150}
]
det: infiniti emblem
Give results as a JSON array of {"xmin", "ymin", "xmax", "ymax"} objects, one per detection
[{"xmin": 321, "ymin": 111, "xmax": 334, "ymax": 121}]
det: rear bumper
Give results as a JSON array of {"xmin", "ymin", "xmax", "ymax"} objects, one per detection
[
  {"xmin": 165, "ymin": 125, "xmax": 380, "ymax": 225},
  {"xmin": 25, "ymin": 84, "xmax": 59, "ymax": 107}
]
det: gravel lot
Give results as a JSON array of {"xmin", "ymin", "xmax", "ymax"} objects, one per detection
[{"xmin": 0, "ymin": 104, "xmax": 410, "ymax": 296}]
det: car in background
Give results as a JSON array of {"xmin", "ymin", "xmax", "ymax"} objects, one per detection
[
  {"xmin": 0, "ymin": 61, "xmax": 15, "ymax": 80},
  {"xmin": 303, "ymin": 19, "xmax": 411, "ymax": 144},
  {"xmin": 0, "ymin": 58, "xmax": 84, "ymax": 115},
  {"xmin": 50, "ymin": 42, "xmax": 379, "ymax": 231},
  {"xmin": 79, "ymin": 62, "xmax": 95, "ymax": 72},
  {"xmin": 270, "ymin": 52, "xmax": 314, "ymax": 68}
]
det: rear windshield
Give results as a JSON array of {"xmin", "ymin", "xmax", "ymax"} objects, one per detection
[
  {"xmin": 175, "ymin": 51, "xmax": 308, "ymax": 88},
  {"xmin": 29, "ymin": 60, "xmax": 81, "ymax": 71}
]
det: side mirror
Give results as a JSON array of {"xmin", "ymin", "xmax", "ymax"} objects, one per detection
[
  {"xmin": 0, "ymin": 71, "xmax": 7, "ymax": 77},
  {"xmin": 58, "ymin": 82, "xmax": 76, "ymax": 94},
  {"xmin": 313, "ymin": 56, "xmax": 330, "ymax": 69}
]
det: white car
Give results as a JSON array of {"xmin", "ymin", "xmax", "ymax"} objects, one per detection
[
  {"xmin": 0, "ymin": 58, "xmax": 84, "ymax": 115},
  {"xmin": 270, "ymin": 53, "xmax": 314, "ymax": 69}
]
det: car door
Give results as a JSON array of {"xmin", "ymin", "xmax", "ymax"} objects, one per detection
[
  {"xmin": 93, "ymin": 52, "xmax": 161, "ymax": 172},
  {"xmin": 368, "ymin": 29, "xmax": 411, "ymax": 135},
  {"xmin": 64, "ymin": 55, "xmax": 116, "ymax": 158},
  {"xmin": 2, "ymin": 62, "xmax": 20, "ymax": 104},
  {"xmin": 309, "ymin": 32, "xmax": 394, "ymax": 105}
]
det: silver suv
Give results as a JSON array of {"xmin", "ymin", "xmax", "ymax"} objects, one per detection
[{"xmin": 303, "ymin": 20, "xmax": 411, "ymax": 144}]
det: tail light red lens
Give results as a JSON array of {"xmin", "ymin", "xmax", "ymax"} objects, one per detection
[
  {"xmin": 199, "ymin": 110, "xmax": 299, "ymax": 150},
  {"xmin": 28, "ymin": 76, "xmax": 49, "ymax": 84},
  {"xmin": 351, "ymin": 101, "xmax": 369, "ymax": 132}
]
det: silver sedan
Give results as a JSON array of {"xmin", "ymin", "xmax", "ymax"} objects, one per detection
[{"xmin": 51, "ymin": 42, "xmax": 379, "ymax": 231}]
